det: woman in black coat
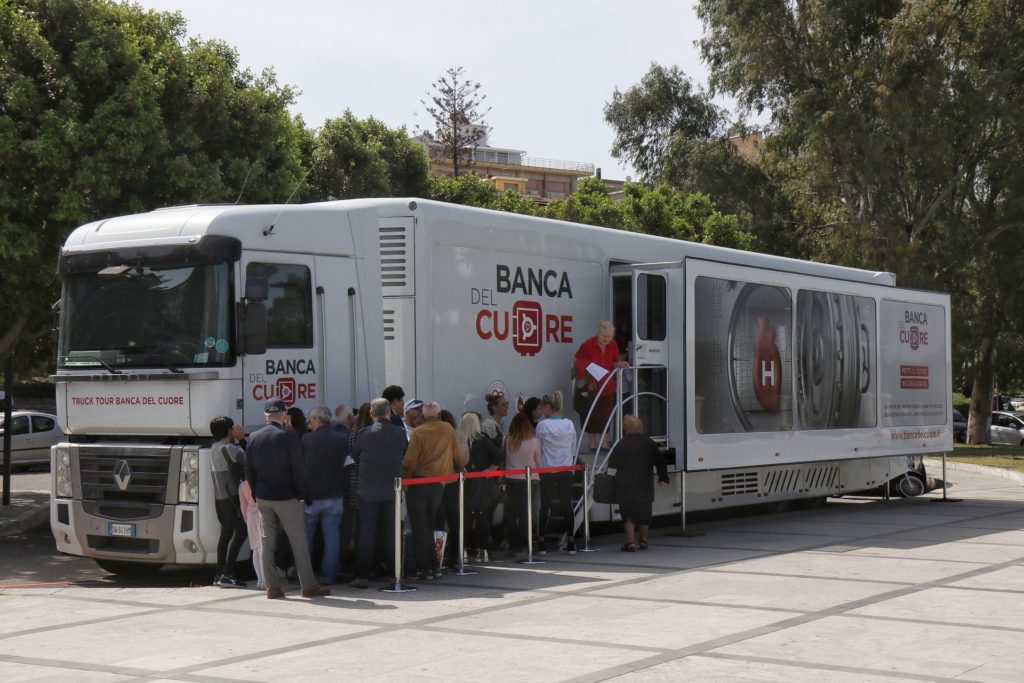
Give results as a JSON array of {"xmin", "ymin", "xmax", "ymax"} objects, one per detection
[
  {"xmin": 608, "ymin": 415, "xmax": 669, "ymax": 552},
  {"xmin": 462, "ymin": 412, "xmax": 504, "ymax": 562}
]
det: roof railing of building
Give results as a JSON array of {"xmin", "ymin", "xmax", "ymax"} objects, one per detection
[{"xmin": 520, "ymin": 156, "xmax": 596, "ymax": 174}]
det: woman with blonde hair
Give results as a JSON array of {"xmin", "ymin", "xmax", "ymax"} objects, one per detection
[
  {"xmin": 461, "ymin": 411, "xmax": 503, "ymax": 562},
  {"xmin": 503, "ymin": 412, "xmax": 541, "ymax": 556},
  {"xmin": 608, "ymin": 415, "xmax": 669, "ymax": 552}
]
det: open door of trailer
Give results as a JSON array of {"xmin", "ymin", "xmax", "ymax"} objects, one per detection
[{"xmin": 610, "ymin": 262, "xmax": 685, "ymax": 449}]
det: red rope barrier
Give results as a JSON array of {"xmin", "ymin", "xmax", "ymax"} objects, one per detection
[{"xmin": 401, "ymin": 463, "xmax": 582, "ymax": 486}]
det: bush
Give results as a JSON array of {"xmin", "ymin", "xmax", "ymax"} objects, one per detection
[{"xmin": 952, "ymin": 393, "xmax": 970, "ymax": 414}]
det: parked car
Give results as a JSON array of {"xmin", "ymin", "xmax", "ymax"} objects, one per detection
[
  {"xmin": 952, "ymin": 408, "xmax": 967, "ymax": 443},
  {"xmin": 1009, "ymin": 397, "xmax": 1024, "ymax": 411},
  {"xmin": 0, "ymin": 411, "xmax": 61, "ymax": 469},
  {"xmin": 990, "ymin": 411, "xmax": 1024, "ymax": 447}
]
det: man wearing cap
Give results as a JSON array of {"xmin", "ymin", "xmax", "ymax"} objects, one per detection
[
  {"xmin": 403, "ymin": 398, "xmax": 424, "ymax": 439},
  {"xmin": 244, "ymin": 398, "xmax": 330, "ymax": 599}
]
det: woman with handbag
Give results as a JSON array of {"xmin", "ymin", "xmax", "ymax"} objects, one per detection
[{"xmin": 608, "ymin": 415, "xmax": 669, "ymax": 552}]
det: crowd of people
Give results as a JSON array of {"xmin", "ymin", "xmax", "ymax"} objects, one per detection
[{"xmin": 209, "ymin": 321, "xmax": 670, "ymax": 598}]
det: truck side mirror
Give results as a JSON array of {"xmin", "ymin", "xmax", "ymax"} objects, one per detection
[{"xmin": 237, "ymin": 301, "xmax": 267, "ymax": 356}]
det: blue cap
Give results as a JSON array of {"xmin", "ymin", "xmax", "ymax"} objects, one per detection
[{"xmin": 264, "ymin": 398, "xmax": 287, "ymax": 414}]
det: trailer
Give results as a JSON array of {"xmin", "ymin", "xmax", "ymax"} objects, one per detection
[{"xmin": 50, "ymin": 198, "xmax": 952, "ymax": 572}]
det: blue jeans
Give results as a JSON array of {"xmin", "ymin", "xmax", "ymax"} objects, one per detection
[
  {"xmin": 304, "ymin": 497, "xmax": 344, "ymax": 582},
  {"xmin": 357, "ymin": 499, "xmax": 395, "ymax": 579}
]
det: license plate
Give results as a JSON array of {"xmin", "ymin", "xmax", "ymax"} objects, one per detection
[{"xmin": 108, "ymin": 523, "xmax": 136, "ymax": 537}]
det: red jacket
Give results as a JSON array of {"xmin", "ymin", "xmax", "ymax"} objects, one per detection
[{"xmin": 574, "ymin": 336, "xmax": 620, "ymax": 396}]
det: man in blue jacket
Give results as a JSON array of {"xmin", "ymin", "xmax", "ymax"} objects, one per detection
[
  {"xmin": 302, "ymin": 405, "xmax": 348, "ymax": 584},
  {"xmin": 244, "ymin": 398, "xmax": 330, "ymax": 599},
  {"xmin": 350, "ymin": 397, "xmax": 407, "ymax": 587}
]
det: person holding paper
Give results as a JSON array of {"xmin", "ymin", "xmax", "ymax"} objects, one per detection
[{"xmin": 573, "ymin": 321, "xmax": 629, "ymax": 451}]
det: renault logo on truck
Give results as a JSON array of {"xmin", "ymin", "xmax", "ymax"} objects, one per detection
[{"xmin": 113, "ymin": 460, "xmax": 132, "ymax": 492}]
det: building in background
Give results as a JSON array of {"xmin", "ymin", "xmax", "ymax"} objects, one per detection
[{"xmin": 418, "ymin": 126, "xmax": 595, "ymax": 204}]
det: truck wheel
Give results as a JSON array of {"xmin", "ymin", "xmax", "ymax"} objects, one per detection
[
  {"xmin": 94, "ymin": 559, "xmax": 163, "ymax": 576},
  {"xmin": 894, "ymin": 473, "xmax": 926, "ymax": 498}
]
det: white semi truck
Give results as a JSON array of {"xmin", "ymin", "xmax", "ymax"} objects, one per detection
[{"xmin": 50, "ymin": 199, "xmax": 952, "ymax": 573}]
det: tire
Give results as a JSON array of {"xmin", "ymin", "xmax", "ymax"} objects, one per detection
[
  {"xmin": 94, "ymin": 559, "xmax": 164, "ymax": 576},
  {"xmin": 894, "ymin": 473, "xmax": 926, "ymax": 498}
]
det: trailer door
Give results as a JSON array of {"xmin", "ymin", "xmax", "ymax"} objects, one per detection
[{"xmin": 610, "ymin": 262, "xmax": 683, "ymax": 443}]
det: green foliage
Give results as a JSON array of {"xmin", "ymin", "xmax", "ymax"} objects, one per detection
[
  {"xmin": 426, "ymin": 173, "xmax": 498, "ymax": 207},
  {"xmin": 604, "ymin": 63, "xmax": 724, "ymax": 182},
  {"xmin": 604, "ymin": 63, "xmax": 795, "ymax": 252},
  {"xmin": 0, "ymin": 0, "xmax": 306, "ymax": 370},
  {"xmin": 307, "ymin": 110, "xmax": 428, "ymax": 200}
]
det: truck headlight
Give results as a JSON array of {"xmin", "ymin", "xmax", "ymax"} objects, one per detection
[
  {"xmin": 178, "ymin": 451, "xmax": 199, "ymax": 503},
  {"xmin": 54, "ymin": 446, "xmax": 73, "ymax": 499}
]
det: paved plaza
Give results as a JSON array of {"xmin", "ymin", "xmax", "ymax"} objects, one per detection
[{"xmin": 1, "ymin": 461, "xmax": 1023, "ymax": 682}]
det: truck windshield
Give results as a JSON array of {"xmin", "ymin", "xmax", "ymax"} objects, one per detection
[{"xmin": 58, "ymin": 262, "xmax": 234, "ymax": 369}]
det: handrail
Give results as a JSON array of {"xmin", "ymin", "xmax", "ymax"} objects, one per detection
[{"xmin": 570, "ymin": 366, "xmax": 668, "ymax": 537}]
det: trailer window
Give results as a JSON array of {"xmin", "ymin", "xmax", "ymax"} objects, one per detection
[
  {"xmin": 693, "ymin": 277, "xmax": 793, "ymax": 433},
  {"xmin": 796, "ymin": 291, "xmax": 877, "ymax": 429},
  {"xmin": 246, "ymin": 263, "xmax": 313, "ymax": 348},
  {"xmin": 636, "ymin": 274, "xmax": 666, "ymax": 341}
]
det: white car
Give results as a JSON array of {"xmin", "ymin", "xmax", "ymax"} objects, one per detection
[
  {"xmin": 0, "ymin": 411, "xmax": 61, "ymax": 469},
  {"xmin": 990, "ymin": 411, "xmax": 1024, "ymax": 447}
]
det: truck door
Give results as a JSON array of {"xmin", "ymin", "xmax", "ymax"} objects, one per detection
[{"xmin": 239, "ymin": 254, "xmax": 321, "ymax": 427}]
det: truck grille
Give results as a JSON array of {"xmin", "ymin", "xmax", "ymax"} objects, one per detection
[{"xmin": 79, "ymin": 450, "xmax": 171, "ymax": 520}]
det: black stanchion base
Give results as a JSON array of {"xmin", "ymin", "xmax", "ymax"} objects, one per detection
[
  {"xmin": 379, "ymin": 581, "xmax": 417, "ymax": 593},
  {"xmin": 667, "ymin": 530, "xmax": 705, "ymax": 537},
  {"xmin": 576, "ymin": 545, "xmax": 599, "ymax": 552},
  {"xmin": 449, "ymin": 566, "xmax": 479, "ymax": 576},
  {"xmin": 930, "ymin": 497, "xmax": 963, "ymax": 503},
  {"xmin": 516, "ymin": 558, "xmax": 546, "ymax": 565}
]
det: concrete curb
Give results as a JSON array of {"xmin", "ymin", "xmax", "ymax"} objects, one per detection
[
  {"xmin": 0, "ymin": 492, "xmax": 50, "ymax": 538},
  {"xmin": 924, "ymin": 456, "xmax": 1024, "ymax": 484}
]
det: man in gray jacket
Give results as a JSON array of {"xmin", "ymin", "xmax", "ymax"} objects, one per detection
[{"xmin": 350, "ymin": 398, "xmax": 406, "ymax": 587}]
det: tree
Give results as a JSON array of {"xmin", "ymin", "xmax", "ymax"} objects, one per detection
[
  {"xmin": 605, "ymin": 63, "xmax": 725, "ymax": 183},
  {"xmin": 697, "ymin": 0, "xmax": 1024, "ymax": 442},
  {"xmin": 0, "ymin": 0, "xmax": 306, "ymax": 369},
  {"xmin": 604, "ymin": 63, "xmax": 795, "ymax": 254},
  {"xmin": 416, "ymin": 66, "xmax": 491, "ymax": 177},
  {"xmin": 307, "ymin": 111, "xmax": 429, "ymax": 200}
]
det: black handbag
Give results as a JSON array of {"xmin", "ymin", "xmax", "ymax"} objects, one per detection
[{"xmin": 593, "ymin": 472, "xmax": 615, "ymax": 504}]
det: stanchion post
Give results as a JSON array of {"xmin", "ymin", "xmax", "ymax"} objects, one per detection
[
  {"xmin": 578, "ymin": 463, "xmax": 597, "ymax": 552},
  {"xmin": 931, "ymin": 451, "xmax": 962, "ymax": 503},
  {"xmin": 380, "ymin": 477, "xmax": 416, "ymax": 593},
  {"xmin": 518, "ymin": 466, "xmax": 544, "ymax": 565},
  {"xmin": 669, "ymin": 469, "xmax": 704, "ymax": 537},
  {"xmin": 451, "ymin": 471, "xmax": 477, "ymax": 576}
]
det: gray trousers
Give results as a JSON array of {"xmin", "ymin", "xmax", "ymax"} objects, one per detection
[{"xmin": 257, "ymin": 498, "xmax": 318, "ymax": 591}]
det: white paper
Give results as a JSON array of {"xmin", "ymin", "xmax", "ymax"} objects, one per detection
[{"xmin": 586, "ymin": 362, "xmax": 609, "ymax": 381}]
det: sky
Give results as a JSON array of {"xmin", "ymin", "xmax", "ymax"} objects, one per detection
[{"xmin": 133, "ymin": 0, "xmax": 715, "ymax": 181}]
